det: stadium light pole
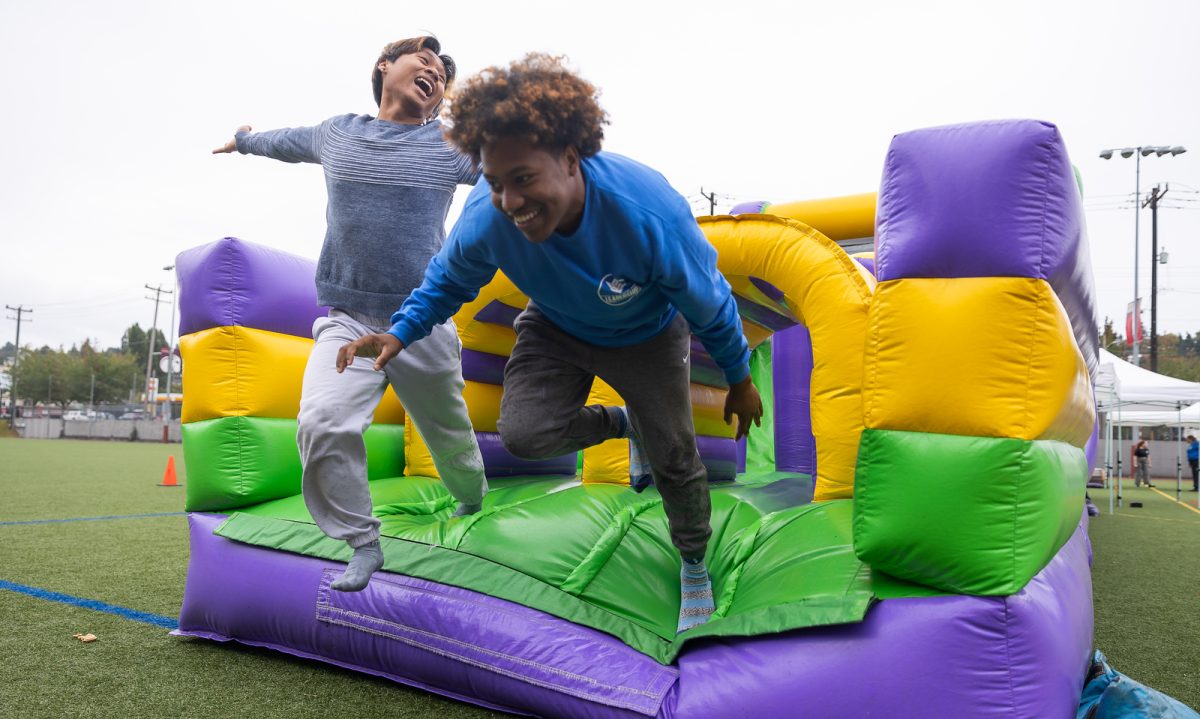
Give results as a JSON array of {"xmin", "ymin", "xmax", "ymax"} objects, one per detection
[{"xmin": 1099, "ymin": 145, "xmax": 1187, "ymax": 366}]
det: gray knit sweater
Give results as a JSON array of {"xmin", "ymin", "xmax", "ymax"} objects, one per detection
[{"xmin": 236, "ymin": 114, "xmax": 480, "ymax": 317}]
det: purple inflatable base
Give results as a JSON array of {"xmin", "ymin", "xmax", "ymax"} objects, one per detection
[{"xmin": 177, "ymin": 512, "xmax": 1094, "ymax": 718}]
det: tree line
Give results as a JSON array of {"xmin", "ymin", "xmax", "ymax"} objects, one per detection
[
  {"xmin": 9, "ymin": 320, "xmax": 1200, "ymax": 407},
  {"xmin": 4, "ymin": 324, "xmax": 173, "ymax": 408}
]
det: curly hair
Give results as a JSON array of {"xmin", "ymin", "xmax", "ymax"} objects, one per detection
[
  {"xmin": 371, "ymin": 36, "xmax": 456, "ymax": 109},
  {"xmin": 444, "ymin": 53, "xmax": 609, "ymax": 161}
]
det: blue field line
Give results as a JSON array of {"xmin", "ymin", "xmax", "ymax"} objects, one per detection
[
  {"xmin": 0, "ymin": 579, "xmax": 179, "ymax": 629},
  {"xmin": 0, "ymin": 511, "xmax": 185, "ymax": 526}
]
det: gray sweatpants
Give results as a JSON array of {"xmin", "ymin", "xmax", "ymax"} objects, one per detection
[
  {"xmin": 498, "ymin": 305, "xmax": 711, "ymax": 559},
  {"xmin": 297, "ymin": 309, "xmax": 487, "ymax": 548}
]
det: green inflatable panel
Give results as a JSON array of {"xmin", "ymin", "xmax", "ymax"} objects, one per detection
[
  {"xmin": 744, "ymin": 340, "xmax": 776, "ymax": 475},
  {"xmin": 852, "ymin": 428, "xmax": 1087, "ymax": 595},
  {"xmin": 182, "ymin": 416, "xmax": 405, "ymax": 512},
  {"xmin": 215, "ymin": 474, "xmax": 936, "ymax": 664}
]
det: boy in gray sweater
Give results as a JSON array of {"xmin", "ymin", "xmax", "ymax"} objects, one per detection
[{"xmin": 213, "ymin": 36, "xmax": 487, "ymax": 592}]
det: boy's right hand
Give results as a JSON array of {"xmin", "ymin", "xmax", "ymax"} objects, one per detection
[
  {"xmin": 212, "ymin": 125, "xmax": 252, "ymax": 154},
  {"xmin": 337, "ymin": 333, "xmax": 405, "ymax": 373}
]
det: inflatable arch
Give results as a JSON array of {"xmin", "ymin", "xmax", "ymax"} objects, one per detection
[{"xmin": 174, "ymin": 119, "xmax": 1099, "ymax": 718}]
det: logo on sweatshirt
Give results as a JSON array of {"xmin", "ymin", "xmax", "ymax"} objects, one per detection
[{"xmin": 597, "ymin": 275, "xmax": 642, "ymax": 306}]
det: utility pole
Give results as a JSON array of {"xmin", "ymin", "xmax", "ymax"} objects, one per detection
[
  {"xmin": 5, "ymin": 305, "xmax": 31, "ymax": 428},
  {"xmin": 144, "ymin": 284, "xmax": 172, "ymax": 412},
  {"xmin": 1145, "ymin": 184, "xmax": 1169, "ymax": 372},
  {"xmin": 699, "ymin": 187, "xmax": 718, "ymax": 216}
]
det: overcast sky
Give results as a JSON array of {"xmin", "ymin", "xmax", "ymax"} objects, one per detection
[{"xmin": 2, "ymin": 0, "xmax": 1198, "ymax": 352}]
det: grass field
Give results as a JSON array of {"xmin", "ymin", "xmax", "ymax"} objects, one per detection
[{"xmin": 1, "ymin": 437, "xmax": 1197, "ymax": 716}]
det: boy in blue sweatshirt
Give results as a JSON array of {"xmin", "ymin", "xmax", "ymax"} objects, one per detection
[
  {"xmin": 213, "ymin": 36, "xmax": 487, "ymax": 592},
  {"xmin": 337, "ymin": 53, "xmax": 763, "ymax": 632}
]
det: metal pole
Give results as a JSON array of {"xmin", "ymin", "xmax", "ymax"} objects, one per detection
[
  {"xmin": 144, "ymin": 287, "xmax": 162, "ymax": 411},
  {"xmin": 1149, "ymin": 185, "xmax": 1161, "ymax": 372},
  {"xmin": 1132, "ymin": 150, "xmax": 1142, "ymax": 365},
  {"xmin": 162, "ymin": 267, "xmax": 177, "ymax": 443},
  {"xmin": 6, "ymin": 306, "xmax": 25, "ymax": 427},
  {"xmin": 1106, "ymin": 413, "xmax": 1115, "ymax": 515},
  {"xmin": 1116, "ymin": 406, "xmax": 1124, "ymax": 507},
  {"xmin": 164, "ymin": 290, "xmax": 176, "ymax": 420},
  {"xmin": 1177, "ymin": 403, "xmax": 1184, "ymax": 502}
]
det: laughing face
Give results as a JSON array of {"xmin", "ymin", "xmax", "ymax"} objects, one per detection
[
  {"xmin": 481, "ymin": 137, "xmax": 587, "ymax": 244},
  {"xmin": 377, "ymin": 48, "xmax": 447, "ymax": 122}
]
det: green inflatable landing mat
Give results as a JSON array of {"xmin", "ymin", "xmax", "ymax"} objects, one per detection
[{"xmin": 214, "ymin": 474, "xmax": 938, "ymax": 664}]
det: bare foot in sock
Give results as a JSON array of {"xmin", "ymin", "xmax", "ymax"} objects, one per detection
[
  {"xmin": 331, "ymin": 540, "xmax": 383, "ymax": 592},
  {"xmin": 677, "ymin": 556, "xmax": 715, "ymax": 633},
  {"xmin": 453, "ymin": 502, "xmax": 482, "ymax": 517}
]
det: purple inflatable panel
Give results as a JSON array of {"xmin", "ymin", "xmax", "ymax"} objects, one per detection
[
  {"xmin": 177, "ymin": 513, "xmax": 1093, "ymax": 718},
  {"xmin": 695, "ymin": 434, "xmax": 736, "ymax": 482},
  {"xmin": 177, "ymin": 513, "xmax": 668, "ymax": 718},
  {"xmin": 730, "ymin": 200, "xmax": 769, "ymax": 215},
  {"xmin": 875, "ymin": 120, "xmax": 1098, "ymax": 378},
  {"xmin": 176, "ymin": 237, "xmax": 327, "ymax": 339},
  {"xmin": 672, "ymin": 515, "xmax": 1092, "ymax": 718},
  {"xmin": 853, "ymin": 254, "xmax": 876, "ymax": 276},
  {"xmin": 461, "ymin": 349, "xmax": 509, "ymax": 386},
  {"xmin": 772, "ymin": 325, "xmax": 816, "ymax": 475},
  {"xmin": 476, "ymin": 432, "xmax": 577, "ymax": 477}
]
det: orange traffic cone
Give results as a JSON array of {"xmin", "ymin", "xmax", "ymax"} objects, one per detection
[{"xmin": 159, "ymin": 455, "xmax": 181, "ymax": 487}]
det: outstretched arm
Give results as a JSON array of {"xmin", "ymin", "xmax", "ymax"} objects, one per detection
[
  {"xmin": 211, "ymin": 123, "xmax": 323, "ymax": 164},
  {"xmin": 212, "ymin": 125, "xmax": 252, "ymax": 154}
]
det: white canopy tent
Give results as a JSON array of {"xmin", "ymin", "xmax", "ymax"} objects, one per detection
[
  {"xmin": 1096, "ymin": 349, "xmax": 1200, "ymax": 413},
  {"xmin": 1094, "ymin": 349, "xmax": 1200, "ymax": 509}
]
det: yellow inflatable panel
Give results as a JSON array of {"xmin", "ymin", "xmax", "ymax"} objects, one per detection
[
  {"xmin": 581, "ymin": 377, "xmax": 630, "ymax": 484},
  {"xmin": 453, "ymin": 271, "xmax": 525, "ymax": 355},
  {"xmin": 701, "ymin": 215, "xmax": 874, "ymax": 501},
  {"xmin": 462, "ymin": 381, "xmax": 503, "ymax": 433},
  {"xmin": 180, "ymin": 326, "xmax": 405, "ymax": 425},
  {"xmin": 403, "ymin": 380, "xmax": 504, "ymax": 479},
  {"xmin": 863, "ymin": 277, "xmax": 1094, "ymax": 447},
  {"xmin": 404, "ymin": 420, "xmax": 436, "ymax": 478},
  {"xmin": 741, "ymin": 319, "xmax": 773, "ymax": 351},
  {"xmin": 759, "ymin": 193, "xmax": 877, "ymax": 242},
  {"xmin": 692, "ymin": 384, "xmax": 736, "ymax": 439}
]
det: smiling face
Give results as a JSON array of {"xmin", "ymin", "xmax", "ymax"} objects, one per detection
[
  {"xmin": 481, "ymin": 137, "xmax": 587, "ymax": 244},
  {"xmin": 377, "ymin": 48, "xmax": 447, "ymax": 123}
]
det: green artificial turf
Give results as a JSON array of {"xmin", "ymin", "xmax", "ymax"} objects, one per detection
[
  {"xmin": 0, "ymin": 438, "xmax": 503, "ymax": 719},
  {"xmin": 1, "ymin": 437, "xmax": 1197, "ymax": 716},
  {"xmin": 1087, "ymin": 480, "xmax": 1200, "ymax": 711}
]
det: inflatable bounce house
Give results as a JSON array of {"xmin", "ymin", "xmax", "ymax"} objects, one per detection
[{"xmin": 173, "ymin": 119, "xmax": 1100, "ymax": 717}]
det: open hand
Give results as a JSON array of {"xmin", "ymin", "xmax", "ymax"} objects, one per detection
[
  {"xmin": 723, "ymin": 376, "xmax": 763, "ymax": 440},
  {"xmin": 212, "ymin": 125, "xmax": 252, "ymax": 154},
  {"xmin": 336, "ymin": 333, "xmax": 404, "ymax": 372}
]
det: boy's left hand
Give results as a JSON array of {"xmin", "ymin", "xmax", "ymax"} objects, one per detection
[{"xmin": 724, "ymin": 377, "xmax": 763, "ymax": 440}]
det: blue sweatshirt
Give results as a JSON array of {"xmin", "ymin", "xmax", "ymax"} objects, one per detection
[
  {"xmin": 236, "ymin": 114, "xmax": 479, "ymax": 317},
  {"xmin": 389, "ymin": 151, "xmax": 751, "ymax": 384}
]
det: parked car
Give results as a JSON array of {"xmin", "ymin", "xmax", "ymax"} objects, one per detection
[
  {"xmin": 63, "ymin": 410, "xmax": 89, "ymax": 421},
  {"xmin": 118, "ymin": 412, "xmax": 143, "ymax": 420}
]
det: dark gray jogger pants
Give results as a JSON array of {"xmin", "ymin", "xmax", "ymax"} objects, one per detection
[{"xmin": 498, "ymin": 305, "xmax": 711, "ymax": 558}]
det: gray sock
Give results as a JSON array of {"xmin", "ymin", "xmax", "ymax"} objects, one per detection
[
  {"xmin": 453, "ymin": 502, "xmax": 482, "ymax": 517},
  {"xmin": 331, "ymin": 540, "xmax": 383, "ymax": 592}
]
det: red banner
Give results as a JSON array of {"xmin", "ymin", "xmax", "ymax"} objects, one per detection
[{"xmin": 1125, "ymin": 299, "xmax": 1144, "ymax": 346}]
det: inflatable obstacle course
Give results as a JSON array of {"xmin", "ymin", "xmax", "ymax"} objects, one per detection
[{"xmin": 175, "ymin": 119, "xmax": 1097, "ymax": 717}]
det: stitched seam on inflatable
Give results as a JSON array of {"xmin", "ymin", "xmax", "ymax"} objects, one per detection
[
  {"xmin": 316, "ymin": 606, "xmax": 672, "ymax": 707},
  {"xmin": 558, "ymin": 498, "xmax": 662, "ymax": 596}
]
